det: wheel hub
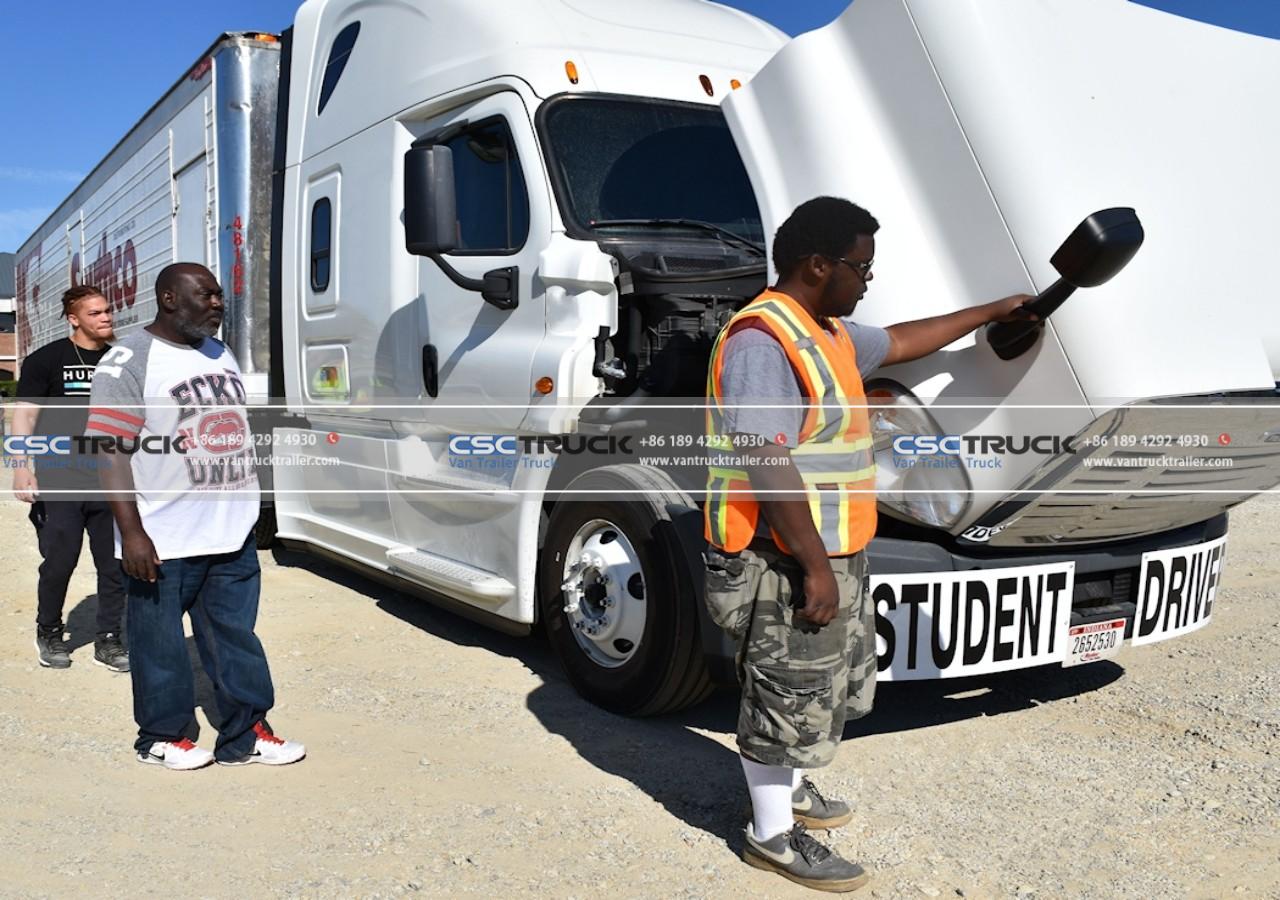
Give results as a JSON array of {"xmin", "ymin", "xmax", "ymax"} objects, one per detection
[{"xmin": 560, "ymin": 519, "xmax": 646, "ymax": 667}]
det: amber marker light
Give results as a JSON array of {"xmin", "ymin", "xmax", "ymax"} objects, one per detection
[
  {"xmin": 535, "ymin": 377, "xmax": 555, "ymax": 395},
  {"xmin": 699, "ymin": 74, "xmax": 714, "ymax": 96},
  {"xmin": 565, "ymin": 61, "xmax": 579, "ymax": 85},
  {"xmin": 730, "ymin": 78, "xmax": 742, "ymax": 90}
]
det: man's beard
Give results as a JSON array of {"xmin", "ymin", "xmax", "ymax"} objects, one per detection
[
  {"xmin": 173, "ymin": 310, "xmax": 219, "ymax": 343},
  {"xmin": 820, "ymin": 281, "xmax": 858, "ymax": 318}
]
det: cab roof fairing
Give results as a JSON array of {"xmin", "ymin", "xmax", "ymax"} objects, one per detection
[{"xmin": 285, "ymin": 0, "xmax": 786, "ymax": 168}]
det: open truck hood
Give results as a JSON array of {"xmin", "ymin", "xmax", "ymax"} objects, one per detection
[{"xmin": 723, "ymin": 0, "xmax": 1280, "ymax": 543}]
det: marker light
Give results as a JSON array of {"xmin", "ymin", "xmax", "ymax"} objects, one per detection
[
  {"xmin": 565, "ymin": 61, "xmax": 579, "ymax": 85},
  {"xmin": 699, "ymin": 74, "xmax": 714, "ymax": 96},
  {"xmin": 730, "ymin": 79, "xmax": 742, "ymax": 90},
  {"xmin": 535, "ymin": 377, "xmax": 555, "ymax": 395}
]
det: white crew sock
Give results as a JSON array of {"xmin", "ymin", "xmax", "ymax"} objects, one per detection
[{"xmin": 741, "ymin": 755, "xmax": 796, "ymax": 841}]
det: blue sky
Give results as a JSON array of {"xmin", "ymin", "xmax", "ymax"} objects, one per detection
[{"xmin": 1, "ymin": 0, "xmax": 1277, "ymax": 252}]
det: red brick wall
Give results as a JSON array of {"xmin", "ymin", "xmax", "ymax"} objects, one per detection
[{"xmin": 0, "ymin": 331, "xmax": 16, "ymax": 380}]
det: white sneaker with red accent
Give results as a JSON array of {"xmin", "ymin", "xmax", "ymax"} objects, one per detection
[
  {"xmin": 217, "ymin": 721, "xmax": 306, "ymax": 766},
  {"xmin": 137, "ymin": 738, "xmax": 215, "ymax": 770}
]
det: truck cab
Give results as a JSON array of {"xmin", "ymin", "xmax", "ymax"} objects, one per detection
[{"xmin": 266, "ymin": 0, "xmax": 1280, "ymax": 713}]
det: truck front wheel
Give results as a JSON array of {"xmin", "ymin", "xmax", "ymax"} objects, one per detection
[{"xmin": 539, "ymin": 465, "xmax": 712, "ymax": 716}]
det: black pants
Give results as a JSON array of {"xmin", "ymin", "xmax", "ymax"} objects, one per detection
[{"xmin": 31, "ymin": 500, "xmax": 126, "ymax": 636}]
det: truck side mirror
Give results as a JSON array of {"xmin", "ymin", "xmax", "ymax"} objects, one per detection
[
  {"xmin": 1050, "ymin": 207, "xmax": 1145, "ymax": 288},
  {"xmin": 987, "ymin": 207, "xmax": 1144, "ymax": 360},
  {"xmin": 402, "ymin": 137, "xmax": 518, "ymax": 310},
  {"xmin": 404, "ymin": 142, "xmax": 458, "ymax": 255}
]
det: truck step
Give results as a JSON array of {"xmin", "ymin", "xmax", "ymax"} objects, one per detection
[{"xmin": 385, "ymin": 548, "xmax": 515, "ymax": 604}]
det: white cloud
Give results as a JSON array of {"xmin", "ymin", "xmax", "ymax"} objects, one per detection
[
  {"xmin": 0, "ymin": 207, "xmax": 54, "ymax": 253},
  {"xmin": 0, "ymin": 166, "xmax": 83, "ymax": 184}
]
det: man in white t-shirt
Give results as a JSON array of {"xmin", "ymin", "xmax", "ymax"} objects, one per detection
[{"xmin": 87, "ymin": 263, "xmax": 304, "ymax": 771}]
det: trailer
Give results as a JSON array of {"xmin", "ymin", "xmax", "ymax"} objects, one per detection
[{"xmin": 13, "ymin": 33, "xmax": 279, "ymax": 396}]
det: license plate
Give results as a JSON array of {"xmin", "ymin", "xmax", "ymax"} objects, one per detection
[
  {"xmin": 1131, "ymin": 536, "xmax": 1226, "ymax": 646},
  {"xmin": 1063, "ymin": 618, "xmax": 1125, "ymax": 667}
]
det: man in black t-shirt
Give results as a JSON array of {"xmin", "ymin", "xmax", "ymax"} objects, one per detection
[{"xmin": 13, "ymin": 285, "xmax": 128, "ymax": 672}]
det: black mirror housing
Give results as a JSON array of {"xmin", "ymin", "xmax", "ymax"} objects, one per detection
[
  {"xmin": 987, "ymin": 207, "xmax": 1144, "ymax": 360},
  {"xmin": 404, "ymin": 142, "xmax": 457, "ymax": 255},
  {"xmin": 1051, "ymin": 207, "xmax": 1145, "ymax": 288}
]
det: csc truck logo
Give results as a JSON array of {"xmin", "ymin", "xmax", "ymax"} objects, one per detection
[
  {"xmin": 892, "ymin": 435, "xmax": 962, "ymax": 456},
  {"xmin": 449, "ymin": 435, "xmax": 518, "ymax": 456},
  {"xmin": 196, "ymin": 411, "xmax": 248, "ymax": 454},
  {"xmin": 2, "ymin": 436, "xmax": 72, "ymax": 456}
]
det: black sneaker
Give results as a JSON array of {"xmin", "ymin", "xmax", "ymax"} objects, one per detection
[
  {"xmin": 35, "ymin": 625, "xmax": 71, "ymax": 669},
  {"xmin": 743, "ymin": 822, "xmax": 870, "ymax": 893},
  {"xmin": 793, "ymin": 776, "xmax": 853, "ymax": 829},
  {"xmin": 94, "ymin": 633, "xmax": 130, "ymax": 673}
]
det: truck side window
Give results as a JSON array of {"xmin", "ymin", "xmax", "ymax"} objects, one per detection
[
  {"xmin": 318, "ymin": 22, "xmax": 360, "ymax": 115},
  {"xmin": 444, "ymin": 118, "xmax": 530, "ymax": 255},
  {"xmin": 311, "ymin": 197, "xmax": 332, "ymax": 291}
]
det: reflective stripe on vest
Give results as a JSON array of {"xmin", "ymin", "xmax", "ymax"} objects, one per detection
[{"xmin": 704, "ymin": 290, "xmax": 877, "ymax": 556}]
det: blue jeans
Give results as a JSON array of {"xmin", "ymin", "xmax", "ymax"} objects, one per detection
[{"xmin": 127, "ymin": 535, "xmax": 274, "ymax": 761}]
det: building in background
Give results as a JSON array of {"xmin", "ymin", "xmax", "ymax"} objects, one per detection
[{"xmin": 0, "ymin": 252, "xmax": 15, "ymax": 385}]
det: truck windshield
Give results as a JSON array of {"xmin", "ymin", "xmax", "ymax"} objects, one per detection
[{"xmin": 539, "ymin": 96, "xmax": 764, "ymax": 248}]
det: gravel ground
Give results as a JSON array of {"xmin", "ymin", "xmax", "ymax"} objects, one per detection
[{"xmin": 0, "ymin": 463, "xmax": 1276, "ymax": 898}]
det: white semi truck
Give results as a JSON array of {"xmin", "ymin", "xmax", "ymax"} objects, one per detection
[{"xmin": 15, "ymin": 0, "xmax": 1280, "ymax": 714}]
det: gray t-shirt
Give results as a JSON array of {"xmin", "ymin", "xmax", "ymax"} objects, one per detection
[
  {"xmin": 85, "ymin": 331, "xmax": 260, "ymax": 560},
  {"xmin": 719, "ymin": 318, "xmax": 890, "ymax": 447}
]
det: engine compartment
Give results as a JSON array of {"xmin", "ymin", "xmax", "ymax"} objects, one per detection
[{"xmin": 601, "ymin": 244, "xmax": 766, "ymax": 399}]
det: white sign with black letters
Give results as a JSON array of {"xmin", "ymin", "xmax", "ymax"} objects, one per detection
[
  {"xmin": 872, "ymin": 562, "xmax": 1075, "ymax": 681},
  {"xmin": 1131, "ymin": 536, "xmax": 1226, "ymax": 646}
]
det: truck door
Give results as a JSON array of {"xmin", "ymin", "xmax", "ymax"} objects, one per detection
[
  {"xmin": 400, "ymin": 90, "xmax": 550, "ymax": 435},
  {"xmin": 387, "ymin": 90, "xmax": 551, "ymax": 591}
]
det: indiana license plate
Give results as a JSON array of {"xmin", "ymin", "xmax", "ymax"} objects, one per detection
[{"xmin": 1062, "ymin": 617, "xmax": 1125, "ymax": 667}]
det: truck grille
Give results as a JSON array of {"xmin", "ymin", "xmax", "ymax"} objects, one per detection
[{"xmin": 985, "ymin": 398, "xmax": 1280, "ymax": 546}]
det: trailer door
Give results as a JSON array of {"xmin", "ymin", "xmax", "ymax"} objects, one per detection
[{"xmin": 173, "ymin": 159, "xmax": 209, "ymax": 266}]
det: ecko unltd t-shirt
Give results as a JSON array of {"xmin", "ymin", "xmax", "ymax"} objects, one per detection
[{"xmin": 85, "ymin": 330, "xmax": 260, "ymax": 560}]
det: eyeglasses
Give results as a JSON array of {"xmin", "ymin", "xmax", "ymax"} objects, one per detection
[{"xmin": 834, "ymin": 257, "xmax": 873, "ymax": 279}]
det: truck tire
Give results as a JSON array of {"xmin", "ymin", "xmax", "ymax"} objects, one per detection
[{"xmin": 539, "ymin": 465, "xmax": 712, "ymax": 716}]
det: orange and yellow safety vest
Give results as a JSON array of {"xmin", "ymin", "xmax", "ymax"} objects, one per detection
[{"xmin": 704, "ymin": 290, "xmax": 877, "ymax": 556}]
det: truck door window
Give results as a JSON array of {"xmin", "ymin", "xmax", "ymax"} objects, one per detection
[
  {"xmin": 311, "ymin": 197, "xmax": 332, "ymax": 291},
  {"xmin": 318, "ymin": 22, "xmax": 360, "ymax": 115},
  {"xmin": 444, "ymin": 118, "xmax": 530, "ymax": 255}
]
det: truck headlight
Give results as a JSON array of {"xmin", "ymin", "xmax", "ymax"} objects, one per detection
[{"xmin": 865, "ymin": 380, "xmax": 971, "ymax": 529}]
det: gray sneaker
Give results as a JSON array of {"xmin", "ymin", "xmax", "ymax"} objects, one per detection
[
  {"xmin": 793, "ymin": 776, "xmax": 852, "ymax": 829},
  {"xmin": 743, "ymin": 822, "xmax": 870, "ymax": 893},
  {"xmin": 94, "ymin": 633, "xmax": 130, "ymax": 673},
  {"xmin": 35, "ymin": 625, "xmax": 71, "ymax": 669}
]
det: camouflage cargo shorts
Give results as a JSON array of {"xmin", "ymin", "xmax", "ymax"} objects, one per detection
[{"xmin": 703, "ymin": 543, "xmax": 875, "ymax": 769}]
